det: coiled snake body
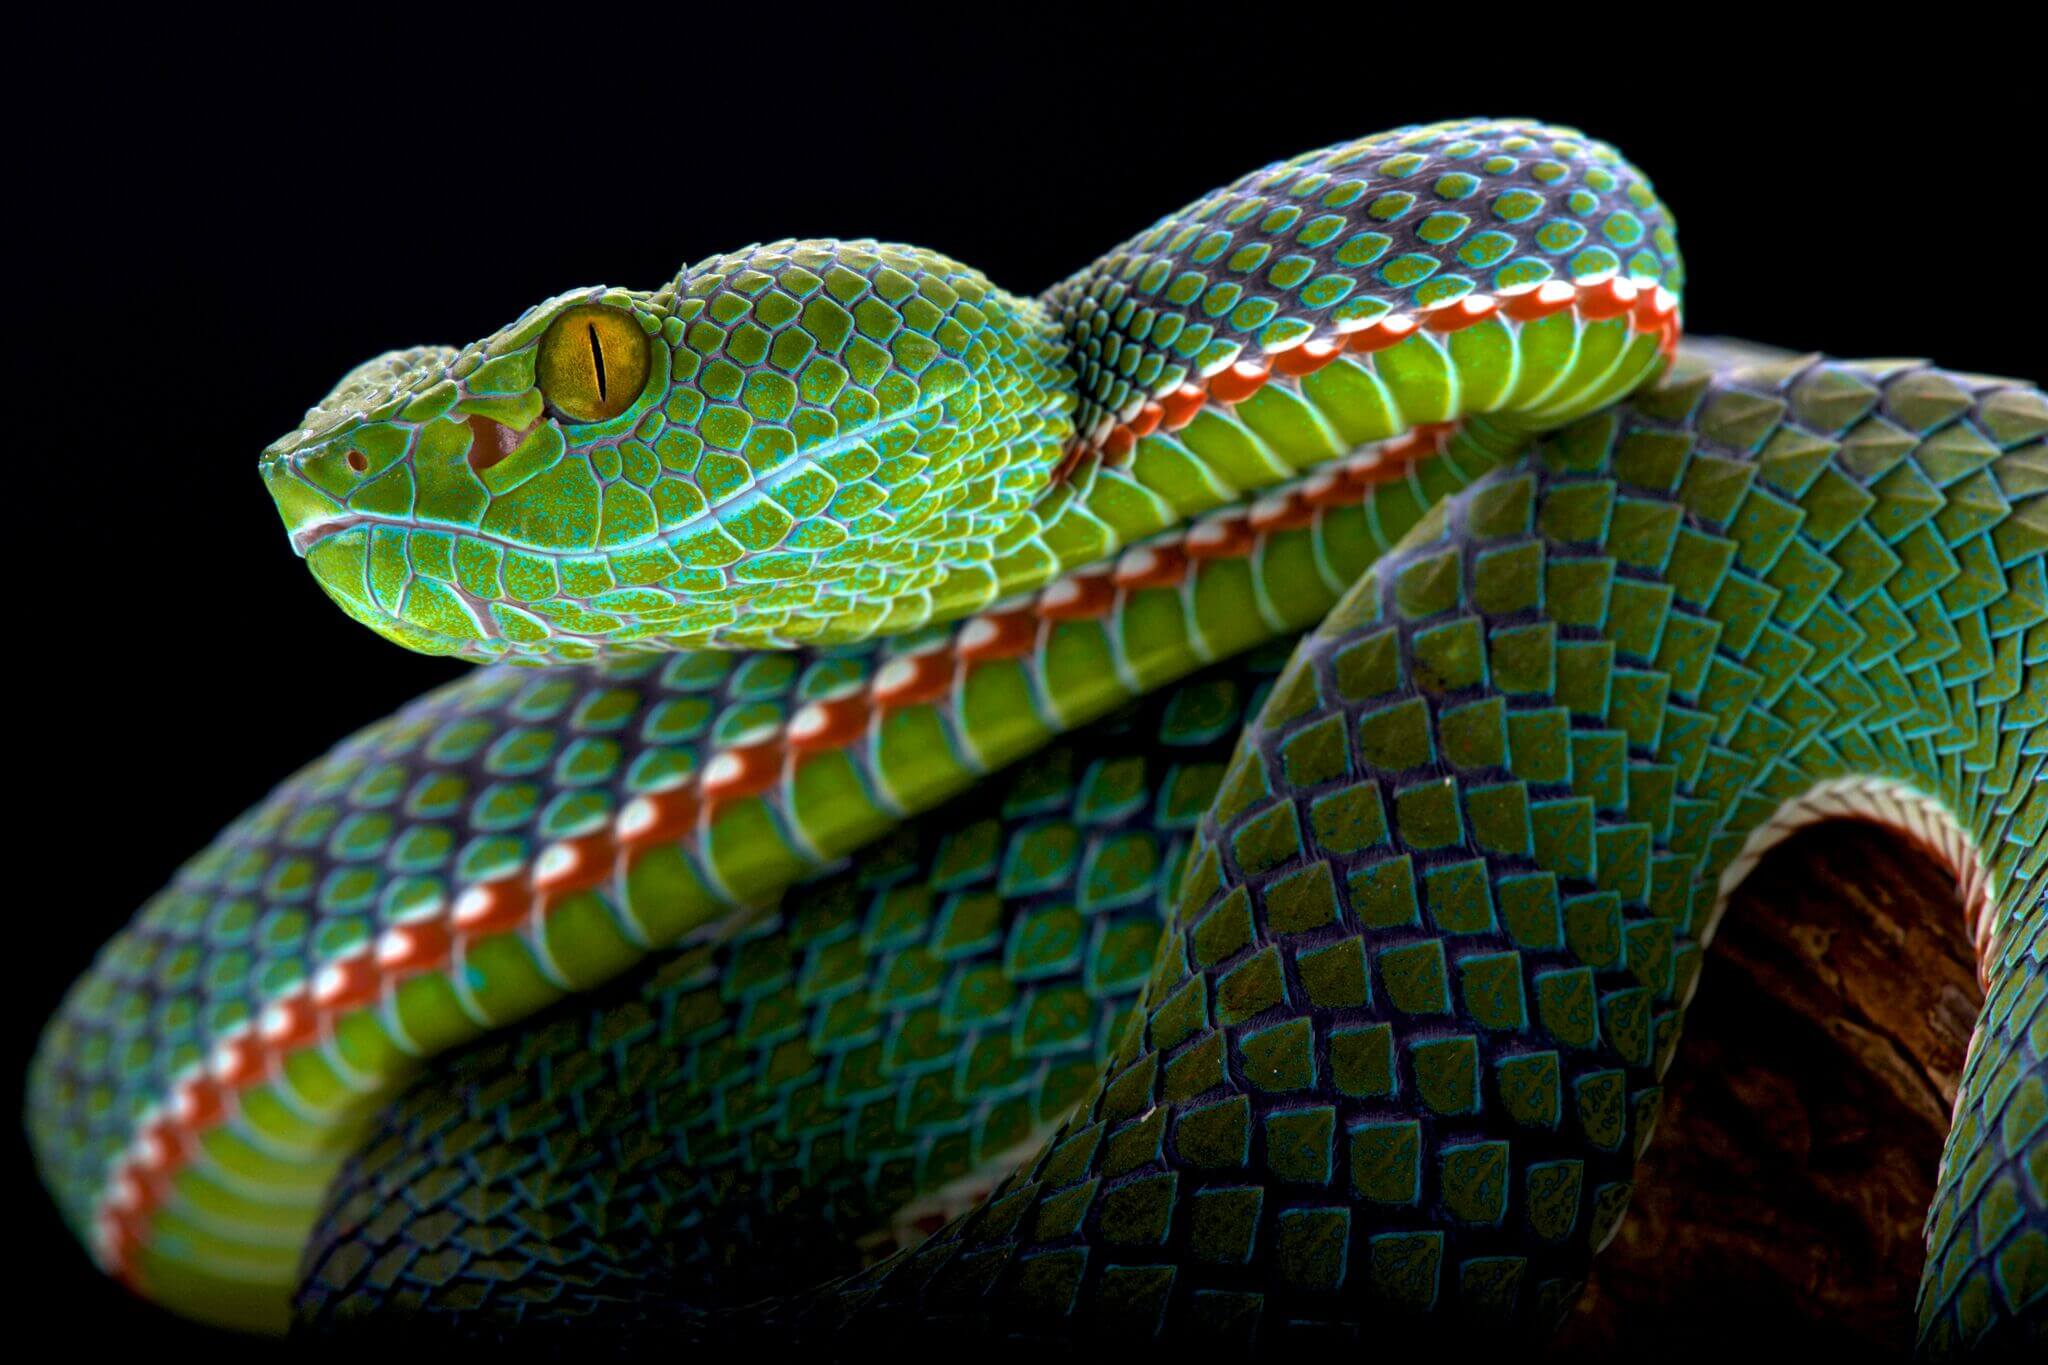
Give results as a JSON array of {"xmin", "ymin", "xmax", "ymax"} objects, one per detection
[{"xmin": 26, "ymin": 119, "xmax": 2045, "ymax": 1355}]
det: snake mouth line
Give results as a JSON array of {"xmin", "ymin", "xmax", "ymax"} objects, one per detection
[
  {"xmin": 290, "ymin": 513, "xmax": 377, "ymax": 556},
  {"xmin": 282, "ymin": 415, "xmax": 1460, "ymax": 657},
  {"xmin": 287, "ymin": 504, "xmax": 743, "ymax": 572}
]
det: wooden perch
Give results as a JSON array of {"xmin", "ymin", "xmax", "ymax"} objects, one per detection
[{"xmin": 1551, "ymin": 821, "xmax": 1984, "ymax": 1360}]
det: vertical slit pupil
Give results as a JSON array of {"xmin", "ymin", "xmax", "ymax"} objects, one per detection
[{"xmin": 586, "ymin": 323, "xmax": 608, "ymax": 403}]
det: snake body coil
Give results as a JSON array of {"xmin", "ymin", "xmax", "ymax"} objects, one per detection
[{"xmin": 26, "ymin": 119, "xmax": 2045, "ymax": 1355}]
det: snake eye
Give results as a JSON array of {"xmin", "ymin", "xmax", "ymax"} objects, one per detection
[{"xmin": 535, "ymin": 304, "xmax": 651, "ymax": 423}]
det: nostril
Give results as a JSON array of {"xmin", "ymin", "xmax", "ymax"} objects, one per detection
[
  {"xmin": 467, "ymin": 414, "xmax": 521, "ymax": 473},
  {"xmin": 345, "ymin": 450, "xmax": 368, "ymax": 474}
]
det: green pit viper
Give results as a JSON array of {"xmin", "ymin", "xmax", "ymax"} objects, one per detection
[{"xmin": 25, "ymin": 117, "xmax": 2046, "ymax": 1356}]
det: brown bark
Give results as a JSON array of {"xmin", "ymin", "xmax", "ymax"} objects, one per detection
[{"xmin": 1551, "ymin": 821, "xmax": 1984, "ymax": 1360}]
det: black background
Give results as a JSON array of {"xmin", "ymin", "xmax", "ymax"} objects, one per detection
[{"xmin": 12, "ymin": 13, "xmax": 2040, "ymax": 1358}]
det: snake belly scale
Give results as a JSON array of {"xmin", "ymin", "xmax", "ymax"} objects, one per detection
[{"xmin": 23, "ymin": 118, "xmax": 2045, "ymax": 1355}]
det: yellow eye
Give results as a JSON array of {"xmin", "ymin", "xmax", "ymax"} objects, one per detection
[{"xmin": 535, "ymin": 304, "xmax": 652, "ymax": 423}]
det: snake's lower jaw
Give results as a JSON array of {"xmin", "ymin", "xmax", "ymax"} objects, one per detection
[
  {"xmin": 259, "ymin": 447, "xmax": 502, "ymax": 657},
  {"xmin": 290, "ymin": 524, "xmax": 496, "ymax": 659}
]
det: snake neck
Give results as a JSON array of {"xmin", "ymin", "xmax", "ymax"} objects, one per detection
[{"xmin": 1011, "ymin": 117, "xmax": 1689, "ymax": 632}]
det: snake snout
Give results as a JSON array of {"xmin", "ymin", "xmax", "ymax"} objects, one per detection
[
  {"xmin": 265, "ymin": 345, "xmax": 459, "ymax": 462},
  {"xmin": 260, "ymin": 346, "xmax": 463, "ymax": 552}
]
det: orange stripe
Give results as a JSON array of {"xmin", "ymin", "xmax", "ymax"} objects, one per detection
[{"xmin": 1067, "ymin": 275, "xmax": 1680, "ymax": 476}]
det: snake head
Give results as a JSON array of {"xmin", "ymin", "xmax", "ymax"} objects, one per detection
[{"xmin": 261, "ymin": 244, "xmax": 1070, "ymax": 664}]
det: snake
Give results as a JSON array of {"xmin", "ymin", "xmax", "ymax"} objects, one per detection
[{"xmin": 24, "ymin": 118, "xmax": 2044, "ymax": 1357}]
